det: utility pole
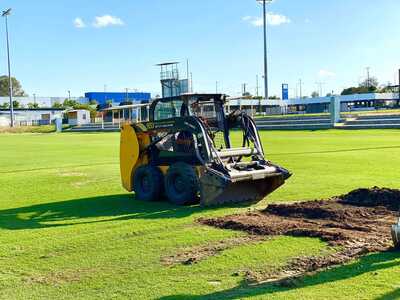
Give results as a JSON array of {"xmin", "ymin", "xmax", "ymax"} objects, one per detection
[
  {"xmin": 215, "ymin": 81, "xmax": 218, "ymax": 94},
  {"xmin": 298, "ymin": 79, "xmax": 303, "ymax": 99},
  {"xmin": 125, "ymin": 88, "xmax": 129, "ymax": 102},
  {"xmin": 398, "ymin": 69, "xmax": 400, "ymax": 106},
  {"xmin": 257, "ymin": 0, "xmax": 272, "ymax": 101},
  {"xmin": 190, "ymin": 72, "xmax": 193, "ymax": 93},
  {"xmin": 186, "ymin": 59, "xmax": 190, "ymax": 93},
  {"xmin": 2, "ymin": 8, "xmax": 13, "ymax": 127},
  {"xmin": 366, "ymin": 67, "xmax": 371, "ymax": 89},
  {"xmin": 255, "ymin": 75, "xmax": 261, "ymax": 113},
  {"xmin": 315, "ymin": 82, "xmax": 326, "ymax": 97},
  {"xmin": 33, "ymin": 93, "xmax": 36, "ymax": 105},
  {"xmin": 68, "ymin": 90, "xmax": 71, "ymax": 101},
  {"xmin": 242, "ymin": 83, "xmax": 247, "ymax": 96},
  {"xmin": 256, "ymin": 75, "xmax": 259, "ymax": 97}
]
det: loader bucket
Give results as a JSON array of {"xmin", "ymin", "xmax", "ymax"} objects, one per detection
[
  {"xmin": 199, "ymin": 166, "xmax": 291, "ymax": 207},
  {"xmin": 391, "ymin": 218, "xmax": 400, "ymax": 249}
]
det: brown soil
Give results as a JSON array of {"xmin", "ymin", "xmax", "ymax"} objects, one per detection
[
  {"xmin": 199, "ymin": 187, "xmax": 400, "ymax": 282},
  {"xmin": 161, "ymin": 235, "xmax": 267, "ymax": 266}
]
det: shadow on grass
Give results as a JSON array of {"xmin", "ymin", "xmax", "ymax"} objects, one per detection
[
  {"xmin": 376, "ymin": 288, "xmax": 400, "ymax": 300},
  {"xmin": 0, "ymin": 194, "xmax": 223, "ymax": 230},
  {"xmin": 158, "ymin": 251, "xmax": 400, "ymax": 300}
]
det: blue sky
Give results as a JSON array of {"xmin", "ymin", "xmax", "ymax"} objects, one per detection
[{"xmin": 1, "ymin": 0, "xmax": 399, "ymax": 98}]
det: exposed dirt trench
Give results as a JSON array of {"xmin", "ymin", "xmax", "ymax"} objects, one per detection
[{"xmin": 198, "ymin": 187, "xmax": 400, "ymax": 282}]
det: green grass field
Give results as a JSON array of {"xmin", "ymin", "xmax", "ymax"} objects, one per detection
[{"xmin": 1, "ymin": 130, "xmax": 400, "ymax": 299}]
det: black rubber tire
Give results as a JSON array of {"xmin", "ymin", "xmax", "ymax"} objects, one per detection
[
  {"xmin": 164, "ymin": 162, "xmax": 200, "ymax": 205},
  {"xmin": 133, "ymin": 166, "xmax": 164, "ymax": 202}
]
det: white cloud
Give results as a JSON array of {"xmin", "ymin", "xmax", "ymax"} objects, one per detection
[
  {"xmin": 73, "ymin": 17, "xmax": 86, "ymax": 28},
  {"xmin": 93, "ymin": 15, "xmax": 124, "ymax": 28},
  {"xmin": 242, "ymin": 13, "xmax": 291, "ymax": 27},
  {"xmin": 267, "ymin": 13, "xmax": 291, "ymax": 26},
  {"xmin": 319, "ymin": 70, "xmax": 336, "ymax": 78}
]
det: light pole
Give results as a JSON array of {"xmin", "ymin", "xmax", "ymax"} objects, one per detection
[
  {"xmin": 2, "ymin": 8, "xmax": 13, "ymax": 127},
  {"xmin": 68, "ymin": 90, "xmax": 71, "ymax": 101},
  {"xmin": 257, "ymin": 0, "xmax": 272, "ymax": 101},
  {"xmin": 366, "ymin": 67, "xmax": 371, "ymax": 89}
]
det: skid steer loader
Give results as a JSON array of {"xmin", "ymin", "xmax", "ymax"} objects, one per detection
[{"xmin": 120, "ymin": 94, "xmax": 291, "ymax": 206}]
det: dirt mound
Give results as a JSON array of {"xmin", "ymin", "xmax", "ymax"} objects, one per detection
[
  {"xmin": 199, "ymin": 187, "xmax": 399, "ymax": 283},
  {"xmin": 339, "ymin": 187, "xmax": 400, "ymax": 211}
]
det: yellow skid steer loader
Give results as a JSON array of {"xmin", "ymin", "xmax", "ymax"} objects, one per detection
[{"xmin": 120, "ymin": 94, "xmax": 291, "ymax": 206}]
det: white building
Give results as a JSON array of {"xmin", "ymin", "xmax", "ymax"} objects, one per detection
[
  {"xmin": 0, "ymin": 108, "xmax": 65, "ymax": 127},
  {"xmin": 67, "ymin": 110, "xmax": 91, "ymax": 126}
]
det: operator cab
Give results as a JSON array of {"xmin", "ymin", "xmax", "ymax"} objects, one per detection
[{"xmin": 147, "ymin": 94, "xmax": 228, "ymax": 165}]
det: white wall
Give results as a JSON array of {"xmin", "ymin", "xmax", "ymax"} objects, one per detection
[{"xmin": 0, "ymin": 110, "xmax": 63, "ymax": 126}]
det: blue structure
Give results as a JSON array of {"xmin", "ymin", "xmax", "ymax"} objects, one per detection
[
  {"xmin": 282, "ymin": 84, "xmax": 289, "ymax": 100},
  {"xmin": 84, "ymin": 92, "xmax": 151, "ymax": 106}
]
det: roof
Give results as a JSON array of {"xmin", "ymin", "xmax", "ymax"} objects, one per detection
[
  {"xmin": 155, "ymin": 93, "xmax": 225, "ymax": 103},
  {"xmin": 155, "ymin": 62, "xmax": 180, "ymax": 66},
  {"xmin": 0, "ymin": 108, "xmax": 65, "ymax": 112},
  {"xmin": 101, "ymin": 103, "xmax": 151, "ymax": 111},
  {"xmin": 67, "ymin": 109, "xmax": 90, "ymax": 113}
]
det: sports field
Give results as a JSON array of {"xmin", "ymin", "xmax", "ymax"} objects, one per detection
[{"xmin": 0, "ymin": 130, "xmax": 400, "ymax": 299}]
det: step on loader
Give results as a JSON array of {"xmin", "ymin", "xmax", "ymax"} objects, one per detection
[
  {"xmin": 392, "ymin": 218, "xmax": 400, "ymax": 249},
  {"xmin": 120, "ymin": 94, "xmax": 291, "ymax": 206}
]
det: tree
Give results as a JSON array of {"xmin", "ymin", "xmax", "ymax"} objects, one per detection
[
  {"xmin": 341, "ymin": 86, "xmax": 372, "ymax": 95},
  {"xmin": 63, "ymin": 98, "xmax": 80, "ymax": 108},
  {"xmin": 27, "ymin": 102, "xmax": 39, "ymax": 109},
  {"xmin": 0, "ymin": 76, "xmax": 26, "ymax": 97},
  {"xmin": 268, "ymin": 95, "xmax": 280, "ymax": 100},
  {"xmin": 12, "ymin": 100, "xmax": 20, "ymax": 108},
  {"xmin": 360, "ymin": 77, "xmax": 379, "ymax": 90},
  {"xmin": 0, "ymin": 102, "xmax": 10, "ymax": 109},
  {"xmin": 311, "ymin": 91, "xmax": 319, "ymax": 98},
  {"xmin": 52, "ymin": 102, "xmax": 63, "ymax": 108},
  {"xmin": 341, "ymin": 76, "xmax": 380, "ymax": 95}
]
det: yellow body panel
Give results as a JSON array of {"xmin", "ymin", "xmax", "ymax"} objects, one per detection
[
  {"xmin": 120, "ymin": 124, "xmax": 153, "ymax": 191},
  {"xmin": 120, "ymin": 123, "xmax": 205, "ymax": 192},
  {"xmin": 120, "ymin": 125, "xmax": 139, "ymax": 191}
]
